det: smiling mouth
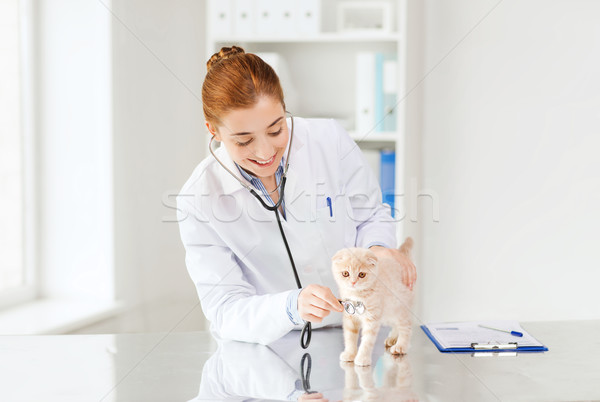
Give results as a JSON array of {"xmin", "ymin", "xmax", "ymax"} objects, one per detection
[{"xmin": 249, "ymin": 154, "xmax": 276, "ymax": 167}]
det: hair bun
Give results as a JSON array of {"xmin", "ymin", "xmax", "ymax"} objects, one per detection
[{"xmin": 207, "ymin": 46, "xmax": 246, "ymax": 71}]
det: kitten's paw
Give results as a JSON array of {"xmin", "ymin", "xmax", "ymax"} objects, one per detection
[
  {"xmin": 389, "ymin": 342, "xmax": 408, "ymax": 355},
  {"xmin": 354, "ymin": 365, "xmax": 372, "ymax": 376},
  {"xmin": 354, "ymin": 353, "xmax": 372, "ymax": 366},
  {"xmin": 385, "ymin": 336, "xmax": 398, "ymax": 348},
  {"xmin": 340, "ymin": 350, "xmax": 357, "ymax": 362}
]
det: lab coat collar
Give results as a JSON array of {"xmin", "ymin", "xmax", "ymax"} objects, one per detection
[
  {"xmin": 217, "ymin": 117, "xmax": 306, "ymax": 196},
  {"xmin": 214, "ymin": 144, "xmax": 247, "ymax": 195}
]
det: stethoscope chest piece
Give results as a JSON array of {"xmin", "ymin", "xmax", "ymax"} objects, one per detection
[{"xmin": 340, "ymin": 300, "xmax": 366, "ymax": 315}]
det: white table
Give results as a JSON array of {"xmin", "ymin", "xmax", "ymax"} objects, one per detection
[{"xmin": 1, "ymin": 321, "xmax": 599, "ymax": 401}]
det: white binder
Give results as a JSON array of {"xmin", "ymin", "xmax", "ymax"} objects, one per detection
[
  {"xmin": 355, "ymin": 52, "xmax": 376, "ymax": 137},
  {"xmin": 256, "ymin": 0, "xmax": 278, "ymax": 36},
  {"xmin": 233, "ymin": 0, "xmax": 256, "ymax": 37},
  {"xmin": 295, "ymin": 0, "xmax": 321, "ymax": 35},
  {"xmin": 208, "ymin": 0, "xmax": 232, "ymax": 38},
  {"xmin": 279, "ymin": 0, "xmax": 297, "ymax": 37}
]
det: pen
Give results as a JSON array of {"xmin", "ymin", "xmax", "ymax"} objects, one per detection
[
  {"xmin": 478, "ymin": 324, "xmax": 523, "ymax": 337},
  {"xmin": 326, "ymin": 197, "xmax": 332, "ymax": 217}
]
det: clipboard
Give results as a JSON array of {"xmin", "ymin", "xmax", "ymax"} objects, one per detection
[{"xmin": 421, "ymin": 321, "xmax": 548, "ymax": 353}]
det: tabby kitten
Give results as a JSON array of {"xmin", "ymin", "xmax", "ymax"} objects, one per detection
[{"xmin": 332, "ymin": 238, "xmax": 414, "ymax": 366}]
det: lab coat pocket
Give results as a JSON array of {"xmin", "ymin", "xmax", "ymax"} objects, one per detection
[{"xmin": 315, "ymin": 198, "xmax": 347, "ymax": 255}]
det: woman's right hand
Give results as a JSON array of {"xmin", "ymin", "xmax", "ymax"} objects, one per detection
[{"xmin": 298, "ymin": 284, "xmax": 344, "ymax": 323}]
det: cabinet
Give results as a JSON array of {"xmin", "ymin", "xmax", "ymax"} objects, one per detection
[{"xmin": 205, "ymin": 0, "xmax": 407, "ymax": 240}]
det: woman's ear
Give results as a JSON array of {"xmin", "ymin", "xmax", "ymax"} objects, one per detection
[{"xmin": 206, "ymin": 121, "xmax": 221, "ymax": 142}]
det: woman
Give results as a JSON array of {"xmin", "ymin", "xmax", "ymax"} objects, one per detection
[{"xmin": 177, "ymin": 46, "xmax": 416, "ymax": 345}]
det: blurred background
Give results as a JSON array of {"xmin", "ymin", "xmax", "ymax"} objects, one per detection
[{"xmin": 1, "ymin": 0, "xmax": 599, "ymax": 337}]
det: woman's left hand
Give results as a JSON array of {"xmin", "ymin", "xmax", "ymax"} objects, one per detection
[{"xmin": 369, "ymin": 246, "xmax": 417, "ymax": 290}]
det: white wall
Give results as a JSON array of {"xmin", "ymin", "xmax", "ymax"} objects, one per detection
[
  {"xmin": 31, "ymin": 0, "xmax": 222, "ymax": 333},
  {"xmin": 38, "ymin": 0, "xmax": 114, "ymax": 300},
  {"xmin": 417, "ymin": 0, "xmax": 600, "ymax": 322},
  {"xmin": 0, "ymin": 0, "xmax": 24, "ymax": 295},
  {"xmin": 110, "ymin": 0, "xmax": 206, "ymax": 308}
]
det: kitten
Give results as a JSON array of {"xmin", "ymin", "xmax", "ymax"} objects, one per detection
[{"xmin": 331, "ymin": 238, "xmax": 415, "ymax": 366}]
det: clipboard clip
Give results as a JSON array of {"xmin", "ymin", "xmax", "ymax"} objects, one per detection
[
  {"xmin": 471, "ymin": 342, "xmax": 518, "ymax": 350},
  {"xmin": 472, "ymin": 351, "xmax": 518, "ymax": 357}
]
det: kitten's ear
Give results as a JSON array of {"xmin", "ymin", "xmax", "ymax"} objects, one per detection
[
  {"xmin": 366, "ymin": 252, "xmax": 377, "ymax": 266},
  {"xmin": 399, "ymin": 237, "xmax": 414, "ymax": 257},
  {"xmin": 364, "ymin": 250, "xmax": 378, "ymax": 266},
  {"xmin": 332, "ymin": 249, "xmax": 345, "ymax": 263}
]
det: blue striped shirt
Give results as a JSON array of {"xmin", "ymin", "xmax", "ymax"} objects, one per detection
[{"xmin": 235, "ymin": 158, "xmax": 286, "ymax": 219}]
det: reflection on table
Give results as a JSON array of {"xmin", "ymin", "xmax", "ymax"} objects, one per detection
[{"xmin": 190, "ymin": 327, "xmax": 418, "ymax": 401}]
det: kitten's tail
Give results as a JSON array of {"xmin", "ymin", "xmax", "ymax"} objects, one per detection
[{"xmin": 399, "ymin": 237, "xmax": 413, "ymax": 257}]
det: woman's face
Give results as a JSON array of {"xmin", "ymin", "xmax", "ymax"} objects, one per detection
[{"xmin": 208, "ymin": 96, "xmax": 289, "ymax": 180}]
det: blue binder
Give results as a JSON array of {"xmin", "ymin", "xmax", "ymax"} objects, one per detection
[{"xmin": 380, "ymin": 150, "xmax": 395, "ymax": 217}]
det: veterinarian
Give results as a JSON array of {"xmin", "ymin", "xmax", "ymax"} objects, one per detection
[{"xmin": 176, "ymin": 46, "xmax": 416, "ymax": 346}]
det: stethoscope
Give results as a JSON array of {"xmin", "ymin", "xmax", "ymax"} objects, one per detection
[{"xmin": 209, "ymin": 113, "xmax": 312, "ymax": 349}]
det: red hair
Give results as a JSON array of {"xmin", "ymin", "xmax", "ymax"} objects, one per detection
[{"xmin": 202, "ymin": 46, "xmax": 285, "ymax": 125}]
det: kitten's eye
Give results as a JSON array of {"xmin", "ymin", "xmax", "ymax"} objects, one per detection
[
  {"xmin": 358, "ymin": 272, "xmax": 366, "ymax": 278},
  {"xmin": 342, "ymin": 271, "xmax": 349, "ymax": 277}
]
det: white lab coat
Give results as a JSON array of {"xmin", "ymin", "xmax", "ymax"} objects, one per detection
[{"xmin": 176, "ymin": 118, "xmax": 396, "ymax": 345}]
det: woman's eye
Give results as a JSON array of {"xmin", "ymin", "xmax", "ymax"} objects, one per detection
[
  {"xmin": 358, "ymin": 272, "xmax": 366, "ymax": 278},
  {"xmin": 237, "ymin": 139, "xmax": 253, "ymax": 147},
  {"xmin": 237, "ymin": 128, "xmax": 280, "ymax": 146},
  {"xmin": 342, "ymin": 271, "xmax": 349, "ymax": 277}
]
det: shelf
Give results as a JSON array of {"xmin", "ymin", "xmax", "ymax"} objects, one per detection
[
  {"xmin": 212, "ymin": 32, "xmax": 401, "ymax": 44},
  {"xmin": 206, "ymin": 0, "xmax": 407, "ymax": 239},
  {"xmin": 349, "ymin": 131, "xmax": 398, "ymax": 143}
]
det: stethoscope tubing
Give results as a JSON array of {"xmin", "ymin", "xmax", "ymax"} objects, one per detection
[
  {"xmin": 273, "ymin": 197, "xmax": 312, "ymax": 349},
  {"xmin": 209, "ymin": 114, "xmax": 311, "ymax": 349}
]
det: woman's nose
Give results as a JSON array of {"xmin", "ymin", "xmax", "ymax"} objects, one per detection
[{"xmin": 253, "ymin": 136, "xmax": 275, "ymax": 159}]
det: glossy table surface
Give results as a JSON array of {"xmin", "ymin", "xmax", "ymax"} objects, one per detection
[{"xmin": 1, "ymin": 320, "xmax": 599, "ymax": 401}]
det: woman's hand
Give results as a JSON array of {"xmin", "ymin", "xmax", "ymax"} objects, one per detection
[
  {"xmin": 298, "ymin": 284, "xmax": 344, "ymax": 323},
  {"xmin": 298, "ymin": 392, "xmax": 328, "ymax": 401},
  {"xmin": 369, "ymin": 246, "xmax": 417, "ymax": 290}
]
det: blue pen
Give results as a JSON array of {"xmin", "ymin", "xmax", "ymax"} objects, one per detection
[
  {"xmin": 479, "ymin": 324, "xmax": 523, "ymax": 337},
  {"xmin": 326, "ymin": 197, "xmax": 333, "ymax": 217}
]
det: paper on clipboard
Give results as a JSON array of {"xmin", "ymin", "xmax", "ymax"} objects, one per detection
[{"xmin": 424, "ymin": 320, "xmax": 544, "ymax": 350}]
